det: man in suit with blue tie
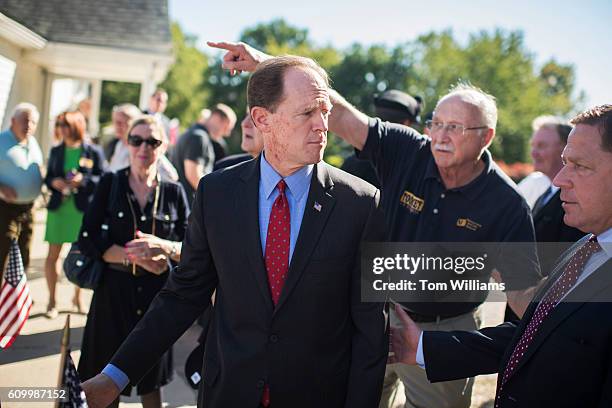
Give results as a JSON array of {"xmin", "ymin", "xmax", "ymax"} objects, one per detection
[
  {"xmin": 82, "ymin": 51, "xmax": 388, "ymax": 407},
  {"xmin": 390, "ymin": 105, "xmax": 612, "ymax": 408}
]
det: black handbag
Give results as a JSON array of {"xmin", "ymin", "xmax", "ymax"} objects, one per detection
[
  {"xmin": 63, "ymin": 243, "xmax": 106, "ymax": 289},
  {"xmin": 63, "ymin": 173, "xmax": 118, "ymax": 289}
]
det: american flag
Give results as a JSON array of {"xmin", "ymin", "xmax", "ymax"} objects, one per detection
[
  {"xmin": 0, "ymin": 239, "xmax": 32, "ymax": 349},
  {"xmin": 59, "ymin": 352, "xmax": 88, "ymax": 408}
]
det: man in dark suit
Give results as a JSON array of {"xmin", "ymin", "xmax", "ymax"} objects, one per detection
[
  {"xmin": 390, "ymin": 105, "xmax": 612, "ymax": 407},
  {"xmin": 82, "ymin": 52, "xmax": 388, "ymax": 408}
]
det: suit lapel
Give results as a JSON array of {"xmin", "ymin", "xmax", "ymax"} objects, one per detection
[
  {"xmin": 498, "ymin": 237, "xmax": 588, "ymax": 370},
  {"xmin": 533, "ymin": 191, "xmax": 560, "ymax": 222},
  {"xmin": 507, "ymin": 253, "xmax": 612, "ymax": 376},
  {"xmin": 237, "ymin": 156, "xmax": 274, "ymax": 313},
  {"xmin": 274, "ymin": 162, "xmax": 336, "ymax": 314}
]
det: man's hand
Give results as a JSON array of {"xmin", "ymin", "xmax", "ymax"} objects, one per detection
[
  {"xmin": 0, "ymin": 185, "xmax": 17, "ymax": 202},
  {"xmin": 388, "ymin": 304, "xmax": 422, "ymax": 365},
  {"xmin": 81, "ymin": 373, "xmax": 120, "ymax": 408},
  {"xmin": 207, "ymin": 41, "xmax": 271, "ymax": 75}
]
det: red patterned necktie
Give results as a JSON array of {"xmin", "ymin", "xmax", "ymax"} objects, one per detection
[
  {"xmin": 261, "ymin": 179, "xmax": 290, "ymax": 407},
  {"xmin": 495, "ymin": 235, "xmax": 601, "ymax": 406}
]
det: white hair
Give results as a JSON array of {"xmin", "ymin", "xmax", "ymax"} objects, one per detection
[
  {"xmin": 112, "ymin": 103, "xmax": 141, "ymax": 120},
  {"xmin": 531, "ymin": 114, "xmax": 572, "ymax": 144},
  {"xmin": 437, "ymin": 82, "xmax": 497, "ymax": 129},
  {"xmin": 531, "ymin": 115, "xmax": 569, "ymax": 131},
  {"xmin": 199, "ymin": 108, "xmax": 212, "ymax": 121},
  {"xmin": 11, "ymin": 102, "xmax": 40, "ymax": 121}
]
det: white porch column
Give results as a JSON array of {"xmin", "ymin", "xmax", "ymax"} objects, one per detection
[{"xmin": 89, "ymin": 78, "xmax": 102, "ymax": 138}]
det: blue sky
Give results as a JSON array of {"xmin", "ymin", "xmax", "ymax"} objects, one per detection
[{"xmin": 169, "ymin": 0, "xmax": 611, "ymax": 109}]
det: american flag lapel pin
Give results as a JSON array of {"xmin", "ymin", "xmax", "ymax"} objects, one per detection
[{"xmin": 314, "ymin": 201, "xmax": 322, "ymax": 212}]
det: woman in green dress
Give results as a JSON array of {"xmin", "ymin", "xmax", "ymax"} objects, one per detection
[{"xmin": 44, "ymin": 111, "xmax": 106, "ymax": 318}]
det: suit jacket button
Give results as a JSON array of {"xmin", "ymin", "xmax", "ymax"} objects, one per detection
[
  {"xmin": 269, "ymin": 334, "xmax": 278, "ymax": 343},
  {"xmin": 257, "ymin": 380, "xmax": 265, "ymax": 389}
]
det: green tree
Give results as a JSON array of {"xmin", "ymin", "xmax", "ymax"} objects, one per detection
[
  {"xmin": 159, "ymin": 22, "xmax": 210, "ymax": 128},
  {"xmin": 539, "ymin": 59, "xmax": 584, "ymax": 114},
  {"xmin": 404, "ymin": 29, "xmax": 578, "ymax": 162},
  {"xmin": 99, "ymin": 81, "xmax": 140, "ymax": 125},
  {"xmin": 203, "ymin": 21, "xmax": 579, "ymax": 163},
  {"xmin": 331, "ymin": 44, "xmax": 415, "ymax": 115},
  {"xmin": 241, "ymin": 18, "xmax": 310, "ymax": 50}
]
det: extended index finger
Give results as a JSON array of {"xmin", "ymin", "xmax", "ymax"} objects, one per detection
[{"xmin": 207, "ymin": 41, "xmax": 240, "ymax": 52}]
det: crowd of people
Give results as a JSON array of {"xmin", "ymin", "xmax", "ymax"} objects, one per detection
[{"xmin": 0, "ymin": 40, "xmax": 610, "ymax": 408}]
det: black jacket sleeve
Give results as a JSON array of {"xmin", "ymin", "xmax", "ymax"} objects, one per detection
[
  {"xmin": 423, "ymin": 321, "xmax": 518, "ymax": 382},
  {"xmin": 344, "ymin": 188, "xmax": 389, "ymax": 408}
]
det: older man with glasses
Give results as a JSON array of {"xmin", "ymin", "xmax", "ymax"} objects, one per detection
[{"xmin": 329, "ymin": 82, "xmax": 541, "ymax": 408}]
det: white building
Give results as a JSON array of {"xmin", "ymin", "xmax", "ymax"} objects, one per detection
[{"xmin": 0, "ymin": 0, "xmax": 174, "ymax": 155}]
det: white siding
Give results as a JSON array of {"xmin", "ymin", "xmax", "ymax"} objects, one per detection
[{"xmin": 0, "ymin": 54, "xmax": 17, "ymax": 126}]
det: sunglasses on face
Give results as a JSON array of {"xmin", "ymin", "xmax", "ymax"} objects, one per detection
[
  {"xmin": 127, "ymin": 134, "xmax": 163, "ymax": 149},
  {"xmin": 55, "ymin": 122, "xmax": 69, "ymax": 128}
]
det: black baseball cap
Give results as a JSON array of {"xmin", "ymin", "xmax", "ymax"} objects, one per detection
[{"xmin": 374, "ymin": 90, "xmax": 423, "ymax": 124}]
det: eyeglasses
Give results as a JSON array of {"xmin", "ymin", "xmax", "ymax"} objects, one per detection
[
  {"xmin": 425, "ymin": 120, "xmax": 488, "ymax": 136},
  {"xmin": 127, "ymin": 135, "xmax": 163, "ymax": 149},
  {"xmin": 55, "ymin": 122, "xmax": 69, "ymax": 128}
]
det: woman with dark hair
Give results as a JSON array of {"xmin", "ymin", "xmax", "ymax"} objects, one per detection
[
  {"xmin": 44, "ymin": 111, "xmax": 106, "ymax": 318},
  {"xmin": 77, "ymin": 115, "xmax": 189, "ymax": 408}
]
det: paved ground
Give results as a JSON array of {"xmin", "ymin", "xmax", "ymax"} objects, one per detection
[
  {"xmin": 1, "ymin": 208, "xmax": 504, "ymax": 407},
  {"xmin": 1, "ymin": 208, "xmax": 199, "ymax": 408}
]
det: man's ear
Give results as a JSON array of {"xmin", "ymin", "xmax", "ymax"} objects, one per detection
[
  {"xmin": 482, "ymin": 128, "xmax": 495, "ymax": 149},
  {"xmin": 250, "ymin": 106, "xmax": 272, "ymax": 133}
]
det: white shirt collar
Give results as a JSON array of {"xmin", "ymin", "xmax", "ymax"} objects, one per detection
[{"xmin": 596, "ymin": 227, "xmax": 612, "ymax": 259}]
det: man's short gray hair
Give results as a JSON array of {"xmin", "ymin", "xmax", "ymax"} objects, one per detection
[
  {"xmin": 437, "ymin": 82, "xmax": 498, "ymax": 129},
  {"xmin": 12, "ymin": 102, "xmax": 39, "ymax": 121},
  {"xmin": 112, "ymin": 103, "xmax": 141, "ymax": 120},
  {"xmin": 531, "ymin": 115, "xmax": 572, "ymax": 144}
]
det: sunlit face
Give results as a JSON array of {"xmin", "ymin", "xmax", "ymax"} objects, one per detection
[
  {"xmin": 112, "ymin": 111, "xmax": 131, "ymax": 140},
  {"xmin": 430, "ymin": 96, "xmax": 490, "ymax": 170},
  {"xmin": 240, "ymin": 113, "xmax": 264, "ymax": 156},
  {"xmin": 554, "ymin": 124, "xmax": 612, "ymax": 234},
  {"xmin": 531, "ymin": 126, "xmax": 564, "ymax": 178},
  {"xmin": 11, "ymin": 111, "xmax": 39, "ymax": 140},
  {"xmin": 260, "ymin": 67, "xmax": 331, "ymax": 170},
  {"xmin": 149, "ymin": 92, "xmax": 168, "ymax": 113},
  {"xmin": 127, "ymin": 123, "xmax": 165, "ymax": 171}
]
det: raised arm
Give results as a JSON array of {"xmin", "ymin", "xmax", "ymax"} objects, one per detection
[{"xmin": 328, "ymin": 89, "xmax": 370, "ymax": 150}]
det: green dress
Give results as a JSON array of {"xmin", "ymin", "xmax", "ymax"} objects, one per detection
[{"xmin": 45, "ymin": 147, "xmax": 85, "ymax": 244}]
